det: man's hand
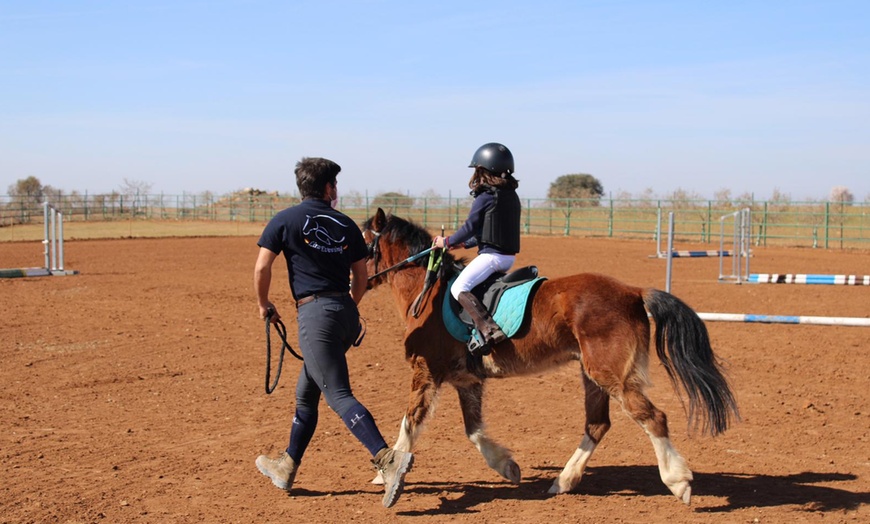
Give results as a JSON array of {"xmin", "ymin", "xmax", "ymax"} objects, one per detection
[{"xmin": 260, "ymin": 303, "xmax": 280, "ymax": 323}]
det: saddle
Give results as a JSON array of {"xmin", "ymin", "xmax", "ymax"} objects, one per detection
[{"xmin": 442, "ymin": 266, "xmax": 547, "ymax": 345}]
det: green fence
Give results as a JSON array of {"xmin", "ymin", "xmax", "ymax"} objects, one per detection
[{"xmin": 2, "ymin": 193, "xmax": 868, "ymax": 249}]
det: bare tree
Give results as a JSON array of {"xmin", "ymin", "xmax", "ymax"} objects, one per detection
[
  {"xmin": 769, "ymin": 187, "xmax": 791, "ymax": 204},
  {"xmin": 118, "ymin": 178, "xmax": 153, "ymax": 216},
  {"xmin": 637, "ymin": 187, "xmax": 656, "ymax": 208},
  {"xmin": 613, "ymin": 189, "xmax": 633, "ymax": 206},
  {"xmin": 829, "ymin": 186, "xmax": 854, "ymax": 248},
  {"xmin": 666, "ymin": 188, "xmax": 703, "ymax": 210},
  {"xmin": 342, "ymin": 189, "xmax": 365, "ymax": 209},
  {"xmin": 417, "ymin": 188, "xmax": 444, "ymax": 208},
  {"xmin": 829, "ymin": 186, "xmax": 854, "ymax": 205},
  {"xmin": 713, "ymin": 188, "xmax": 732, "ymax": 208}
]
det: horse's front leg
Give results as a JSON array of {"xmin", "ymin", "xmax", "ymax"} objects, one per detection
[
  {"xmin": 457, "ymin": 381, "xmax": 521, "ymax": 484},
  {"xmin": 372, "ymin": 357, "xmax": 440, "ymax": 485},
  {"xmin": 550, "ymin": 374, "xmax": 611, "ymax": 493}
]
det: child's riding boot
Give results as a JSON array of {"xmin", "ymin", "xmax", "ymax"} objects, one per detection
[{"xmin": 457, "ymin": 291, "xmax": 507, "ymax": 355}]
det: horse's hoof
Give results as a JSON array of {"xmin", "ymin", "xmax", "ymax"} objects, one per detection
[
  {"xmin": 676, "ymin": 483, "xmax": 691, "ymax": 505},
  {"xmin": 547, "ymin": 478, "xmax": 566, "ymax": 494},
  {"xmin": 667, "ymin": 479, "xmax": 691, "ymax": 504},
  {"xmin": 503, "ymin": 460, "xmax": 521, "ymax": 484},
  {"xmin": 371, "ymin": 471, "xmax": 385, "ymax": 485}
]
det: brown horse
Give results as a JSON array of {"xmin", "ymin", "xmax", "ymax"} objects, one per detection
[{"xmin": 362, "ymin": 209, "xmax": 738, "ymax": 504}]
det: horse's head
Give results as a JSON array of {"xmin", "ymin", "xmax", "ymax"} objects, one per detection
[{"xmin": 362, "ymin": 208, "xmax": 438, "ymax": 288}]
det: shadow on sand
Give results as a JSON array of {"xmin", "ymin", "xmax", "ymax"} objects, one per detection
[{"xmin": 395, "ymin": 465, "xmax": 868, "ymax": 516}]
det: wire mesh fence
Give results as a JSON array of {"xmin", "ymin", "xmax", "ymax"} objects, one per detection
[{"xmin": 2, "ymin": 191, "xmax": 868, "ymax": 249}]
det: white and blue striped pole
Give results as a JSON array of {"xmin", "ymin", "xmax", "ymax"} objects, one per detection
[
  {"xmin": 698, "ymin": 312, "xmax": 870, "ymax": 327},
  {"xmin": 748, "ymin": 274, "xmax": 870, "ymax": 285}
]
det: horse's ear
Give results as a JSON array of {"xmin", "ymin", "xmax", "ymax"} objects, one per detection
[{"xmin": 373, "ymin": 207, "xmax": 387, "ymax": 232}]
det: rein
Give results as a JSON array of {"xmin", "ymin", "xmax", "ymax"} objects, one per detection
[
  {"xmin": 364, "ymin": 224, "xmax": 443, "ymax": 317},
  {"xmin": 366, "ymin": 229, "xmax": 435, "ymax": 281},
  {"xmin": 410, "ymin": 247, "xmax": 443, "ymax": 317}
]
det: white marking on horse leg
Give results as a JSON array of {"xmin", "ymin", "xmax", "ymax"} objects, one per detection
[
  {"xmin": 469, "ymin": 429, "xmax": 521, "ymax": 483},
  {"xmin": 394, "ymin": 415, "xmax": 414, "ymax": 452},
  {"xmin": 648, "ymin": 432, "xmax": 693, "ymax": 504},
  {"xmin": 549, "ymin": 434, "xmax": 597, "ymax": 494}
]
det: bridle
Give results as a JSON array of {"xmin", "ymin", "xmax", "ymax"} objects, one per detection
[
  {"xmin": 365, "ymin": 229, "xmax": 383, "ymax": 281},
  {"xmin": 365, "ymin": 228, "xmax": 435, "ymax": 282}
]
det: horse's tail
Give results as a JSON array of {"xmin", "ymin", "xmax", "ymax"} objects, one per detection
[{"xmin": 643, "ymin": 289, "xmax": 739, "ymax": 437}]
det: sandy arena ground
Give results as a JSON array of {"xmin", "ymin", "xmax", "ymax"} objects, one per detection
[{"xmin": 1, "ymin": 233, "xmax": 868, "ymax": 523}]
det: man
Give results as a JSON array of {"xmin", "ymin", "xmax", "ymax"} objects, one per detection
[{"xmin": 253, "ymin": 157, "xmax": 412, "ymax": 508}]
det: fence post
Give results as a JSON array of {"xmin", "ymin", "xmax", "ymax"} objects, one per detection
[
  {"xmin": 454, "ymin": 199, "xmax": 460, "ymax": 230},
  {"xmin": 548, "ymin": 205, "xmax": 553, "ymax": 235},
  {"xmin": 564, "ymin": 207, "xmax": 571, "ymax": 236},
  {"xmin": 705, "ymin": 201, "xmax": 712, "ymax": 243},
  {"xmin": 422, "ymin": 197, "xmax": 428, "ymax": 229},
  {"xmin": 824, "ymin": 201, "xmax": 830, "ymax": 249},
  {"xmin": 525, "ymin": 199, "xmax": 531, "ymax": 235},
  {"xmin": 608, "ymin": 198, "xmax": 614, "ymax": 237}
]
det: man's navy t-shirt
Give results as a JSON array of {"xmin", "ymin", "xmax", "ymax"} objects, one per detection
[{"xmin": 258, "ymin": 198, "xmax": 367, "ymax": 301}]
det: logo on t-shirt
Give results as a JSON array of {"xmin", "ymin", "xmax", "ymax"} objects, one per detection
[{"xmin": 303, "ymin": 214, "xmax": 349, "ymax": 254}]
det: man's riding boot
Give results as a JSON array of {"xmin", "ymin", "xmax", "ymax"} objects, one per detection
[{"xmin": 457, "ymin": 291, "xmax": 507, "ymax": 354}]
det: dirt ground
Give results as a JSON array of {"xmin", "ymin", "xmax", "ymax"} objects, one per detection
[{"xmin": 1, "ymin": 233, "xmax": 868, "ymax": 523}]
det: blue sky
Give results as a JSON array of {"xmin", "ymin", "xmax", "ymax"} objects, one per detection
[{"xmin": 2, "ymin": 0, "xmax": 868, "ymax": 201}]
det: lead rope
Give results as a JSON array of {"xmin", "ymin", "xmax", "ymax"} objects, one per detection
[{"xmin": 264, "ymin": 308, "xmax": 303, "ymax": 395}]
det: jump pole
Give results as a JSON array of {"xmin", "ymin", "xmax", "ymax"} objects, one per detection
[
  {"xmin": 698, "ymin": 312, "xmax": 870, "ymax": 327},
  {"xmin": 747, "ymin": 274, "xmax": 870, "ymax": 285}
]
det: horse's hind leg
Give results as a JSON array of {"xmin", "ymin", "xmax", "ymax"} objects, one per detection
[
  {"xmin": 550, "ymin": 374, "xmax": 611, "ymax": 494},
  {"xmin": 621, "ymin": 386, "xmax": 693, "ymax": 504},
  {"xmin": 457, "ymin": 382, "xmax": 521, "ymax": 483}
]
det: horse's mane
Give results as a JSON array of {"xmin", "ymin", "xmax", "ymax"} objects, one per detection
[{"xmin": 363, "ymin": 213, "xmax": 465, "ymax": 277}]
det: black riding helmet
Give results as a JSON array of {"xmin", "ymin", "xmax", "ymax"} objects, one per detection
[{"xmin": 469, "ymin": 143, "xmax": 514, "ymax": 175}]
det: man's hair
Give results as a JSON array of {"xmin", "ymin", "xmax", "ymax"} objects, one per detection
[
  {"xmin": 295, "ymin": 157, "xmax": 341, "ymax": 199},
  {"xmin": 468, "ymin": 166, "xmax": 519, "ymax": 192}
]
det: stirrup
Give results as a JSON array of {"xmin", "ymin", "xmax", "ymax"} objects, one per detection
[
  {"xmin": 467, "ymin": 330, "xmax": 491, "ymax": 356},
  {"xmin": 487, "ymin": 327, "xmax": 507, "ymax": 345}
]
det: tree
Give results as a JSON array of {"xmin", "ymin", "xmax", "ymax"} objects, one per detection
[
  {"xmin": 6, "ymin": 177, "xmax": 47, "ymax": 223},
  {"xmin": 417, "ymin": 188, "xmax": 444, "ymax": 208},
  {"xmin": 547, "ymin": 174, "xmax": 604, "ymax": 206},
  {"xmin": 8, "ymin": 176, "xmax": 45, "ymax": 206},
  {"xmin": 667, "ymin": 187, "xmax": 704, "ymax": 210},
  {"xmin": 769, "ymin": 187, "xmax": 791, "ymax": 205},
  {"xmin": 829, "ymin": 186, "xmax": 853, "ymax": 205},
  {"xmin": 714, "ymin": 188, "xmax": 732, "ymax": 207},
  {"xmin": 371, "ymin": 191, "xmax": 413, "ymax": 213},
  {"xmin": 342, "ymin": 189, "xmax": 365, "ymax": 209},
  {"xmin": 118, "ymin": 178, "xmax": 153, "ymax": 216}
]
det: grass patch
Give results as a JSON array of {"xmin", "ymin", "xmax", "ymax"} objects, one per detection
[{"xmin": 0, "ymin": 220, "xmax": 268, "ymax": 242}]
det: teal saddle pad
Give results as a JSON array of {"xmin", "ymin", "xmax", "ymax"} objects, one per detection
[{"xmin": 442, "ymin": 275, "xmax": 546, "ymax": 343}]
